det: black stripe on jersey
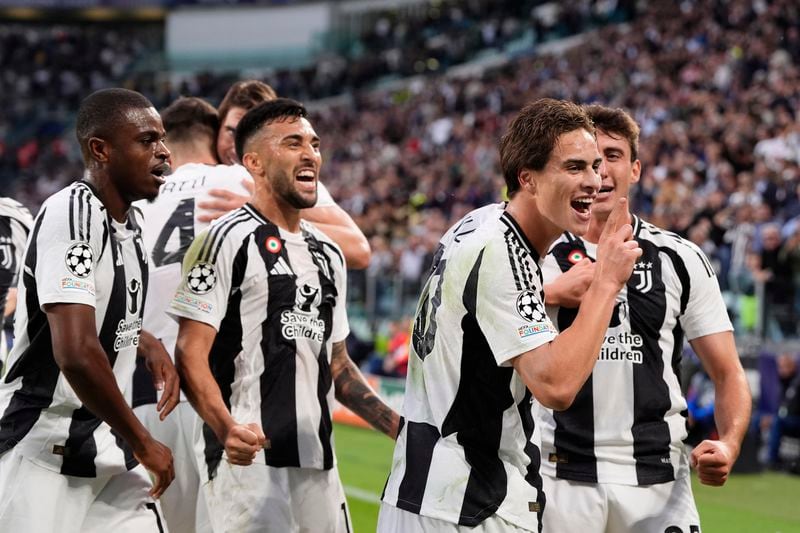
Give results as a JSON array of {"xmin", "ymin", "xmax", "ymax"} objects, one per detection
[
  {"xmin": 500, "ymin": 213, "xmax": 539, "ymax": 291},
  {"xmin": 199, "ymin": 210, "xmax": 250, "ymax": 264},
  {"xmin": 0, "ymin": 212, "xmax": 62, "ymax": 456},
  {"xmin": 549, "ymin": 239, "xmax": 599, "ymax": 482},
  {"xmin": 203, "ymin": 241, "xmax": 248, "ymax": 480},
  {"xmin": 304, "ymin": 229, "xmax": 340, "ymax": 470},
  {"xmin": 441, "ymin": 249, "xmax": 516, "ymax": 526},
  {"xmin": 321, "ymin": 240, "xmax": 344, "ymax": 268},
  {"xmin": 78, "ymin": 187, "xmax": 86, "ymax": 240},
  {"xmin": 518, "ymin": 390, "xmax": 545, "ymax": 533},
  {"xmin": 499, "ymin": 212, "xmax": 539, "ymax": 261},
  {"xmin": 61, "ymin": 407, "xmax": 102, "ymax": 477},
  {"xmin": 256, "ymin": 223, "xmax": 301, "ymax": 467},
  {"xmin": 68, "ymin": 186, "xmax": 77, "ymax": 240},
  {"xmin": 395, "ymin": 421, "xmax": 441, "ymax": 514},
  {"xmin": 629, "ymin": 240, "xmax": 674, "ymax": 484},
  {"xmin": 0, "ymin": 216, "xmax": 15, "ymax": 317}
]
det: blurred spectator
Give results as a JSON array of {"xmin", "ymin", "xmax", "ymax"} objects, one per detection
[{"xmin": 766, "ymin": 352, "xmax": 800, "ymax": 471}]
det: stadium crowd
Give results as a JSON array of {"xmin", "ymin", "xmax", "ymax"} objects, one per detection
[{"xmin": 1, "ymin": 0, "xmax": 800, "ymax": 336}]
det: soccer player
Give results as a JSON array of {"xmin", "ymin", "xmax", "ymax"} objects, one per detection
[
  {"xmin": 171, "ymin": 98, "xmax": 400, "ymax": 533},
  {"xmin": 132, "ymin": 96, "xmax": 252, "ymax": 533},
  {"xmin": 378, "ymin": 98, "xmax": 642, "ymax": 532},
  {"xmin": 200, "ymin": 79, "xmax": 372, "ymax": 269},
  {"xmin": 0, "ymin": 88, "xmax": 177, "ymax": 532},
  {"xmin": 538, "ymin": 105, "xmax": 751, "ymax": 532},
  {"xmin": 0, "ymin": 197, "xmax": 33, "ymax": 363}
]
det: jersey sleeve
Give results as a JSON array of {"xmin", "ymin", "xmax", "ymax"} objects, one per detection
[
  {"xmin": 473, "ymin": 238, "xmax": 557, "ymax": 366},
  {"xmin": 677, "ymin": 241, "xmax": 733, "ymax": 340},
  {"xmin": 315, "ymin": 181, "xmax": 336, "ymax": 208},
  {"xmin": 168, "ymin": 226, "xmax": 241, "ymax": 330},
  {"xmin": 35, "ymin": 192, "xmax": 105, "ymax": 308}
]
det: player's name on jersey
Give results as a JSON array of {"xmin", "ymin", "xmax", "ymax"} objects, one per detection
[
  {"xmin": 160, "ymin": 174, "xmax": 208, "ymax": 194},
  {"xmin": 599, "ymin": 331, "xmax": 644, "ymax": 364}
]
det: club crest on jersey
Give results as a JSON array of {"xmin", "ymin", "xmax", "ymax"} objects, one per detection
[
  {"xmin": 516, "ymin": 290, "xmax": 546, "ymax": 322},
  {"xmin": 568, "ymin": 249, "xmax": 586, "ymax": 264},
  {"xmin": 186, "ymin": 262, "xmax": 216, "ymax": 294},
  {"xmin": 295, "ymin": 284, "xmax": 321, "ymax": 312},
  {"xmin": 633, "ymin": 261, "xmax": 653, "ymax": 293},
  {"xmin": 0, "ymin": 237, "xmax": 12, "ymax": 270},
  {"xmin": 127, "ymin": 278, "xmax": 141, "ymax": 314},
  {"xmin": 265, "ymin": 236, "xmax": 282, "ymax": 254},
  {"xmin": 65, "ymin": 242, "xmax": 93, "ymax": 278}
]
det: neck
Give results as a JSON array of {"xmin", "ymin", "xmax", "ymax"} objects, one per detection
[
  {"xmin": 85, "ymin": 171, "xmax": 128, "ymax": 223},
  {"xmin": 169, "ymin": 141, "xmax": 218, "ymax": 168},
  {"xmin": 250, "ymin": 189, "xmax": 302, "ymax": 233},
  {"xmin": 505, "ymin": 194, "xmax": 562, "ymax": 257}
]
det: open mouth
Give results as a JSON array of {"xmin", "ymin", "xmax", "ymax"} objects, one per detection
[
  {"xmin": 296, "ymin": 169, "xmax": 316, "ymax": 187},
  {"xmin": 571, "ymin": 197, "xmax": 593, "ymax": 215},
  {"xmin": 151, "ymin": 163, "xmax": 171, "ymax": 184}
]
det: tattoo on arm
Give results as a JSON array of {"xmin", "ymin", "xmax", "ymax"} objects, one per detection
[{"xmin": 330, "ymin": 341, "xmax": 400, "ymax": 439}]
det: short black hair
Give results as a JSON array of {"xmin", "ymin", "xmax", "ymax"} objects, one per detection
[
  {"xmin": 234, "ymin": 98, "xmax": 308, "ymax": 161},
  {"xmin": 161, "ymin": 96, "xmax": 219, "ymax": 145},
  {"xmin": 76, "ymin": 88, "xmax": 154, "ymax": 160}
]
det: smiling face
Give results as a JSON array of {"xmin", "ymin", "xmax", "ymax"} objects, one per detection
[
  {"xmin": 105, "ymin": 106, "xmax": 170, "ymax": 203},
  {"xmin": 243, "ymin": 116, "xmax": 321, "ymax": 209},
  {"xmin": 592, "ymin": 129, "xmax": 641, "ymax": 221},
  {"xmin": 217, "ymin": 106, "xmax": 248, "ymax": 165},
  {"xmin": 523, "ymin": 128, "xmax": 602, "ymax": 236}
]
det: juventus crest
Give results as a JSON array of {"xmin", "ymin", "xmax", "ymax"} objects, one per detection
[{"xmin": 632, "ymin": 261, "xmax": 653, "ymax": 293}]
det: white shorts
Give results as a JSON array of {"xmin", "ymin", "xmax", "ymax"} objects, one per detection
[
  {"xmin": 541, "ymin": 474, "xmax": 701, "ymax": 533},
  {"xmin": 204, "ymin": 461, "xmax": 352, "ymax": 533},
  {"xmin": 135, "ymin": 401, "xmax": 207, "ymax": 533},
  {"xmin": 377, "ymin": 503, "xmax": 532, "ymax": 533},
  {"xmin": 0, "ymin": 448, "xmax": 166, "ymax": 533}
]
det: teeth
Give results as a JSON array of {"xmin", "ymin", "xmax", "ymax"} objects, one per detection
[{"xmin": 574, "ymin": 198, "xmax": 593, "ymax": 205}]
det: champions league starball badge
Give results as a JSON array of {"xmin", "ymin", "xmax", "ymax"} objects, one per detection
[
  {"xmin": 516, "ymin": 290, "xmax": 546, "ymax": 322},
  {"xmin": 65, "ymin": 242, "xmax": 93, "ymax": 278},
  {"xmin": 186, "ymin": 262, "xmax": 217, "ymax": 294}
]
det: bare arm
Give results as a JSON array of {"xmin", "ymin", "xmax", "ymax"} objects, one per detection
[
  {"xmin": 3, "ymin": 287, "xmax": 16, "ymax": 318},
  {"xmin": 330, "ymin": 340, "xmax": 400, "ymax": 438},
  {"xmin": 46, "ymin": 303, "xmax": 174, "ymax": 497},
  {"xmin": 174, "ymin": 318, "xmax": 265, "ymax": 465},
  {"xmin": 136, "ymin": 330, "xmax": 180, "ymax": 420},
  {"xmin": 689, "ymin": 331, "xmax": 751, "ymax": 486},
  {"xmin": 513, "ymin": 199, "xmax": 641, "ymax": 409},
  {"xmin": 301, "ymin": 205, "xmax": 371, "ymax": 270},
  {"xmin": 543, "ymin": 258, "xmax": 595, "ymax": 308}
]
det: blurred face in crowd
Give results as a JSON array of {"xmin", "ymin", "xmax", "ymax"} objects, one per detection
[
  {"xmin": 217, "ymin": 106, "xmax": 248, "ymax": 165},
  {"xmin": 525, "ymin": 128, "xmax": 601, "ymax": 236},
  {"xmin": 592, "ymin": 129, "xmax": 641, "ymax": 220},
  {"xmin": 243, "ymin": 116, "xmax": 321, "ymax": 209}
]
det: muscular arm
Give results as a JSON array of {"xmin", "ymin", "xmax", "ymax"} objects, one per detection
[
  {"xmin": 301, "ymin": 205, "xmax": 371, "ymax": 270},
  {"xmin": 330, "ymin": 340, "xmax": 400, "ymax": 438},
  {"xmin": 46, "ymin": 303, "xmax": 173, "ymax": 496},
  {"xmin": 174, "ymin": 318, "xmax": 265, "ymax": 464},
  {"xmin": 689, "ymin": 331, "xmax": 751, "ymax": 486}
]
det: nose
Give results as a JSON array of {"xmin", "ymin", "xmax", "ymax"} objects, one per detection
[
  {"xmin": 586, "ymin": 165, "xmax": 601, "ymax": 194},
  {"xmin": 598, "ymin": 158, "xmax": 609, "ymax": 179},
  {"xmin": 156, "ymin": 139, "xmax": 170, "ymax": 161}
]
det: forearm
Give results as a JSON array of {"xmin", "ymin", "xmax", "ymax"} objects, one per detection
[
  {"xmin": 58, "ymin": 344, "xmax": 151, "ymax": 451},
  {"xmin": 711, "ymin": 371, "xmax": 751, "ymax": 457},
  {"xmin": 175, "ymin": 346, "xmax": 235, "ymax": 442},
  {"xmin": 137, "ymin": 330, "xmax": 163, "ymax": 359},
  {"xmin": 331, "ymin": 343, "xmax": 399, "ymax": 438}
]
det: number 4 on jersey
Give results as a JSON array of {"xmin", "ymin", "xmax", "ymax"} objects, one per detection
[{"xmin": 152, "ymin": 197, "xmax": 196, "ymax": 267}]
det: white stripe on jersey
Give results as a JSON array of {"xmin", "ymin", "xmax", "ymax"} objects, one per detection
[
  {"xmin": 0, "ymin": 181, "xmax": 147, "ymax": 478},
  {"xmin": 537, "ymin": 216, "xmax": 732, "ymax": 485}
]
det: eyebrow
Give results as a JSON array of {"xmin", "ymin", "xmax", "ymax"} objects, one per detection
[
  {"xmin": 282, "ymin": 133, "xmax": 320, "ymax": 143},
  {"xmin": 562, "ymin": 157, "xmax": 602, "ymax": 168}
]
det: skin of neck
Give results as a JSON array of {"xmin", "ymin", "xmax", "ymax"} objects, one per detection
[
  {"xmin": 168, "ymin": 139, "xmax": 218, "ymax": 168},
  {"xmin": 85, "ymin": 168, "xmax": 129, "ymax": 223},
  {"xmin": 249, "ymin": 181, "xmax": 302, "ymax": 233}
]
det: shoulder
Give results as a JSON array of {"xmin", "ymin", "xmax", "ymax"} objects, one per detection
[
  {"xmin": 40, "ymin": 181, "xmax": 104, "ymax": 221},
  {"xmin": 192, "ymin": 206, "xmax": 260, "ymax": 263}
]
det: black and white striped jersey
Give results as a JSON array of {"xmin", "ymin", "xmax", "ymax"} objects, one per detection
[
  {"xmin": 131, "ymin": 163, "xmax": 251, "ymax": 407},
  {"xmin": 537, "ymin": 215, "xmax": 733, "ymax": 485},
  {"xmin": 168, "ymin": 203, "xmax": 349, "ymax": 482},
  {"xmin": 382, "ymin": 206, "xmax": 556, "ymax": 532},
  {"xmin": 0, "ymin": 180, "xmax": 149, "ymax": 478},
  {"xmin": 0, "ymin": 198, "xmax": 33, "ymax": 319}
]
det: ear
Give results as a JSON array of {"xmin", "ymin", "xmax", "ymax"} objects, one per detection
[
  {"xmin": 87, "ymin": 137, "xmax": 110, "ymax": 164},
  {"xmin": 631, "ymin": 159, "xmax": 642, "ymax": 185},
  {"xmin": 242, "ymin": 151, "xmax": 263, "ymax": 176},
  {"xmin": 518, "ymin": 169, "xmax": 536, "ymax": 195}
]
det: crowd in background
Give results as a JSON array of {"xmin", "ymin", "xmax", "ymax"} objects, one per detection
[{"xmin": 1, "ymin": 0, "xmax": 799, "ymax": 471}]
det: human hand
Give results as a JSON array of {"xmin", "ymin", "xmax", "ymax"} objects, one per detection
[
  {"xmin": 134, "ymin": 436, "xmax": 175, "ymax": 499},
  {"xmin": 196, "ymin": 182, "xmax": 252, "ymax": 223},
  {"xmin": 224, "ymin": 422, "xmax": 268, "ymax": 466},
  {"xmin": 546, "ymin": 258, "xmax": 595, "ymax": 308},
  {"xmin": 691, "ymin": 439, "xmax": 737, "ymax": 486},
  {"xmin": 595, "ymin": 198, "xmax": 642, "ymax": 290},
  {"xmin": 142, "ymin": 339, "xmax": 180, "ymax": 420}
]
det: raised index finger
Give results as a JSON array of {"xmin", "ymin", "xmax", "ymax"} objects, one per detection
[{"xmin": 602, "ymin": 197, "xmax": 629, "ymax": 237}]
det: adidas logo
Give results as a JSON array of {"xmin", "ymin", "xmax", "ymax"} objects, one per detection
[{"xmin": 269, "ymin": 257, "xmax": 293, "ymax": 276}]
